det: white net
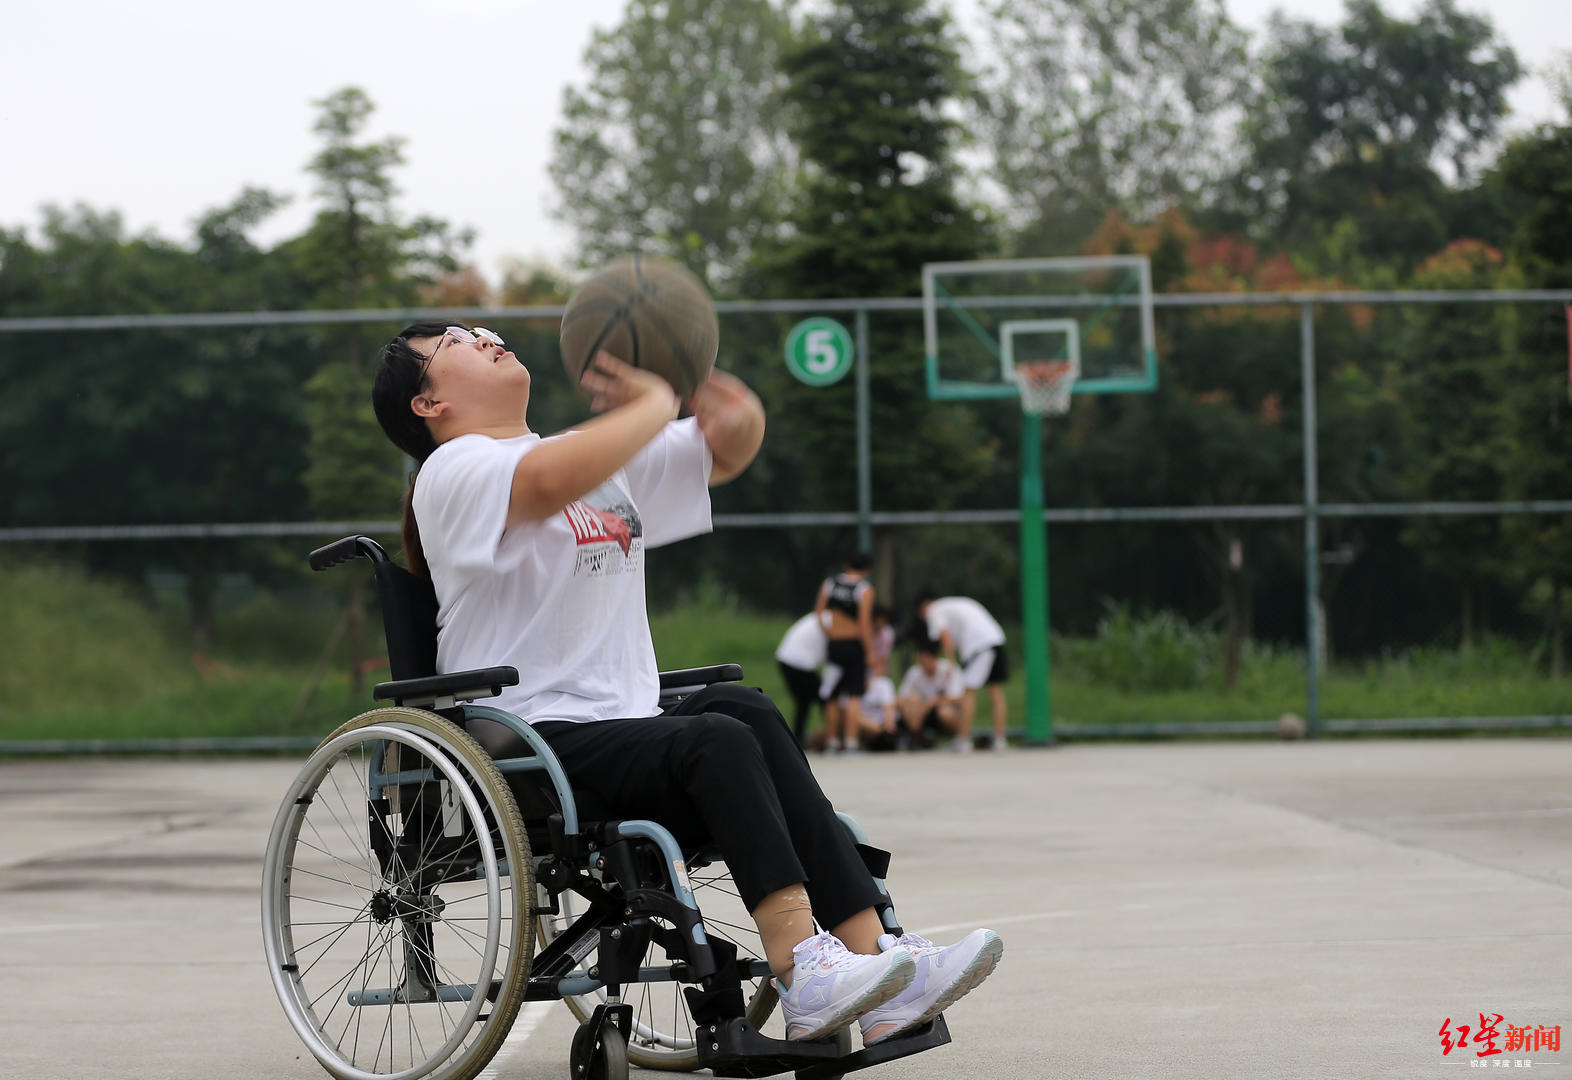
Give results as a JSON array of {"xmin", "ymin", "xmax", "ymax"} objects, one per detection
[{"xmin": 1016, "ymin": 361, "xmax": 1077, "ymax": 416}]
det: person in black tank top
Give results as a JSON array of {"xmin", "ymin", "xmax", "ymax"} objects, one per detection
[
  {"xmin": 814, "ymin": 554, "xmax": 875, "ymax": 752},
  {"xmin": 825, "ymin": 573, "xmax": 865, "ymax": 619}
]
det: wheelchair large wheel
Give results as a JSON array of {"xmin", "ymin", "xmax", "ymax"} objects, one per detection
[
  {"xmin": 262, "ymin": 708, "xmax": 534, "ymax": 1080},
  {"xmin": 539, "ymin": 855, "xmax": 778, "ymax": 1071}
]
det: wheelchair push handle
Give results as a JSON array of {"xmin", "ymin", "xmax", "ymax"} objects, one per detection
[{"xmin": 308, "ymin": 535, "xmax": 391, "ymax": 572}]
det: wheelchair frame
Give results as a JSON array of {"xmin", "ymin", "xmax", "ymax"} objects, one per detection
[{"xmin": 261, "ymin": 535, "xmax": 952, "ymax": 1080}]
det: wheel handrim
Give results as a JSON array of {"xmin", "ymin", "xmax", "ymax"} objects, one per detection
[{"xmin": 262, "ymin": 723, "xmax": 508, "ymax": 1080}]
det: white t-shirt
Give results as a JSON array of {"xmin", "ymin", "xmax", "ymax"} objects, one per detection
[
  {"xmin": 924, "ymin": 596, "xmax": 1006, "ymax": 663},
  {"xmin": 898, "ymin": 659, "xmax": 964, "ymax": 702},
  {"xmin": 862, "ymin": 674, "xmax": 896, "ymax": 715},
  {"xmin": 413, "ymin": 418, "xmax": 713, "ymax": 724},
  {"xmin": 775, "ymin": 613, "xmax": 827, "ymax": 671}
]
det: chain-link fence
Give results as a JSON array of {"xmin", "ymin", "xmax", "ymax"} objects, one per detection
[{"xmin": 2, "ymin": 288, "xmax": 1569, "ymax": 749}]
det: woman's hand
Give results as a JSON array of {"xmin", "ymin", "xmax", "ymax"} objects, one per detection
[
  {"xmin": 687, "ymin": 369, "xmax": 765, "ymax": 484},
  {"xmin": 579, "ymin": 351, "xmax": 680, "ymax": 420}
]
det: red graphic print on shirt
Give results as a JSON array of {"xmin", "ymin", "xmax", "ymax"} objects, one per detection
[
  {"xmin": 564, "ymin": 500, "xmax": 635, "ymax": 555},
  {"xmin": 562, "ymin": 483, "xmax": 644, "ymax": 578}
]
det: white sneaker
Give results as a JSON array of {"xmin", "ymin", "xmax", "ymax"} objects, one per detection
[
  {"xmin": 949, "ymin": 737, "xmax": 973, "ymax": 753},
  {"xmin": 775, "ymin": 932, "xmax": 916, "ymax": 1041},
  {"xmin": 991, "ymin": 735, "xmax": 1008, "ymax": 752},
  {"xmin": 856, "ymin": 928, "xmax": 1004, "ymax": 1045}
]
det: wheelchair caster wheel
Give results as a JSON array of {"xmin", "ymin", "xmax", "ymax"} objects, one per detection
[{"xmin": 570, "ymin": 1005, "xmax": 629, "ymax": 1080}]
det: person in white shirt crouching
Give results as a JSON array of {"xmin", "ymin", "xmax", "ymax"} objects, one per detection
[{"xmin": 897, "ymin": 637, "xmax": 967, "ymax": 749}]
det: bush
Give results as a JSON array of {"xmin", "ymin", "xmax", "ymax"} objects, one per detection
[
  {"xmin": 0, "ymin": 562, "xmax": 191, "ymax": 718},
  {"xmin": 203, "ymin": 585, "xmax": 362, "ymax": 666},
  {"xmin": 1374, "ymin": 636, "xmax": 1543, "ymax": 682},
  {"xmin": 1055, "ymin": 602, "xmax": 1217, "ymax": 692}
]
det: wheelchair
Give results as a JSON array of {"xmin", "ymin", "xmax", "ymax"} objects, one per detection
[{"xmin": 261, "ymin": 535, "xmax": 952, "ymax": 1080}]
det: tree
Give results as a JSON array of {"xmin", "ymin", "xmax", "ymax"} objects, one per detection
[
  {"xmin": 976, "ymin": 0, "xmax": 1249, "ymax": 254},
  {"xmin": 1496, "ymin": 121, "xmax": 1572, "ymax": 674},
  {"xmin": 0, "ymin": 200, "xmax": 320, "ymax": 647},
  {"xmin": 1232, "ymin": 0, "xmax": 1522, "ymax": 274},
  {"xmin": 498, "ymin": 259, "xmax": 574, "ymax": 306},
  {"xmin": 762, "ymin": 0, "xmax": 989, "ymax": 297},
  {"xmin": 294, "ymin": 87, "xmax": 468, "ymax": 690},
  {"xmin": 1062, "ymin": 211, "xmax": 1303, "ymax": 686},
  {"xmin": 549, "ymin": 0, "xmax": 792, "ymax": 290},
  {"xmin": 1397, "ymin": 240, "xmax": 1519, "ymax": 651},
  {"xmin": 1545, "ymin": 49, "xmax": 1572, "ymax": 119},
  {"xmin": 192, "ymin": 186, "xmax": 293, "ymax": 300},
  {"xmin": 740, "ymin": 0, "xmax": 1001, "ymax": 611},
  {"xmin": 296, "ymin": 87, "xmax": 453, "ymax": 526}
]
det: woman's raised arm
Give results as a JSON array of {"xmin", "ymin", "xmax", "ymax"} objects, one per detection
[{"xmin": 506, "ymin": 354, "xmax": 680, "ymax": 526}]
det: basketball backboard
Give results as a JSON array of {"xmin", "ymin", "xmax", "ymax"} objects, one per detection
[{"xmin": 922, "ymin": 255, "xmax": 1157, "ymax": 403}]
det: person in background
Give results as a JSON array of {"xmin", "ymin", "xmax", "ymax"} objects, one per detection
[
  {"xmin": 896, "ymin": 637, "xmax": 966, "ymax": 749},
  {"xmin": 853, "ymin": 666, "xmax": 902, "ymax": 751},
  {"xmin": 868, "ymin": 605, "xmax": 896, "ymax": 680},
  {"xmin": 915, "ymin": 595, "xmax": 1009, "ymax": 752},
  {"xmin": 775, "ymin": 612, "xmax": 828, "ymax": 746},
  {"xmin": 815, "ymin": 554, "xmax": 875, "ymax": 754}
]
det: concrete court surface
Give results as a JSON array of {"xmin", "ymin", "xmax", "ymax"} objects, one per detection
[{"xmin": 0, "ymin": 739, "xmax": 1567, "ymax": 1080}]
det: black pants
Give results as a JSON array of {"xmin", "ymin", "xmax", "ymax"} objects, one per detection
[
  {"xmin": 776, "ymin": 660, "xmax": 823, "ymax": 745},
  {"xmin": 468, "ymin": 684, "xmax": 882, "ymax": 928}
]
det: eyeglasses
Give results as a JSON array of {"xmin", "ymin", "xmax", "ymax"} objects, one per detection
[{"xmin": 422, "ymin": 325, "xmax": 506, "ymax": 376}]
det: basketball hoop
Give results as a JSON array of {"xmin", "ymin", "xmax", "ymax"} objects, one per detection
[{"xmin": 1015, "ymin": 360, "xmax": 1077, "ymax": 416}]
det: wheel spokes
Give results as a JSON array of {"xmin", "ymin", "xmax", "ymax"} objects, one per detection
[{"xmin": 269, "ymin": 723, "xmax": 518, "ymax": 1078}]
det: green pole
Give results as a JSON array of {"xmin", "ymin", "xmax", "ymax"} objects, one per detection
[
  {"xmin": 1020, "ymin": 410, "xmax": 1052, "ymax": 744},
  {"xmin": 855, "ymin": 308, "xmax": 872, "ymax": 553},
  {"xmin": 1300, "ymin": 303, "xmax": 1321, "ymax": 738}
]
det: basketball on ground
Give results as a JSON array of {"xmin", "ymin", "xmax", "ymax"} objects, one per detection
[
  {"xmin": 559, "ymin": 254, "xmax": 719, "ymax": 398},
  {"xmin": 1278, "ymin": 712, "xmax": 1306, "ymax": 740}
]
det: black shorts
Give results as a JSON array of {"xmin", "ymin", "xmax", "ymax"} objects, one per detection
[
  {"xmin": 824, "ymin": 638, "xmax": 867, "ymax": 699},
  {"xmin": 964, "ymin": 647, "xmax": 1010, "ymax": 687}
]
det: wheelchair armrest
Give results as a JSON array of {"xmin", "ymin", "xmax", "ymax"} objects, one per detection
[
  {"xmin": 374, "ymin": 666, "xmax": 520, "ymax": 708},
  {"xmin": 657, "ymin": 664, "xmax": 744, "ymax": 696}
]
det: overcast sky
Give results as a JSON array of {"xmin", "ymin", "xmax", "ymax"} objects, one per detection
[{"xmin": 1, "ymin": 0, "xmax": 1565, "ymax": 288}]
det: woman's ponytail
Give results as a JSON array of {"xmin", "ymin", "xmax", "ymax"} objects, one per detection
[{"xmin": 402, "ymin": 478, "xmax": 430, "ymax": 581}]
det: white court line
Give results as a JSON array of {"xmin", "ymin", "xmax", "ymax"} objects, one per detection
[
  {"xmin": 0, "ymin": 918, "xmax": 188, "ymax": 936},
  {"xmin": 0, "ymin": 814, "xmax": 218, "ymax": 871},
  {"xmin": 1375, "ymin": 806, "xmax": 1572, "ymax": 824},
  {"xmin": 476, "ymin": 1000, "xmax": 556, "ymax": 1079},
  {"xmin": 914, "ymin": 873, "xmax": 1557, "ymax": 943},
  {"xmin": 916, "ymin": 908, "xmax": 1094, "ymax": 937}
]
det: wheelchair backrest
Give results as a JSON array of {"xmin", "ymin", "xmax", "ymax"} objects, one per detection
[
  {"xmin": 308, "ymin": 535, "xmax": 440, "ymax": 682},
  {"xmin": 371, "ymin": 559, "xmax": 440, "ymax": 682}
]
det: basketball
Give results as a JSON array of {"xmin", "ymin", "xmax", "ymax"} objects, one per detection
[
  {"xmin": 559, "ymin": 254, "xmax": 719, "ymax": 398},
  {"xmin": 1277, "ymin": 712, "xmax": 1306, "ymax": 740}
]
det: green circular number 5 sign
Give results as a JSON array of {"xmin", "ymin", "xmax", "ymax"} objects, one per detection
[{"xmin": 784, "ymin": 317, "xmax": 855, "ymax": 386}]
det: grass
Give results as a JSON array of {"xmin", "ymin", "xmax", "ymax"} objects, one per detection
[
  {"xmin": 1, "ymin": 564, "xmax": 1565, "ymax": 744},
  {"xmin": 0, "ymin": 562, "xmax": 379, "ymax": 743}
]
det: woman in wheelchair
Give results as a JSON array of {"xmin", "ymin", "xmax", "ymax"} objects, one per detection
[{"xmin": 367, "ymin": 322, "xmax": 1002, "ymax": 1050}]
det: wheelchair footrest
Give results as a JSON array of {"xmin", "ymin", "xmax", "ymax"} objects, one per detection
[{"xmin": 697, "ymin": 1014, "xmax": 951, "ymax": 1078}]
